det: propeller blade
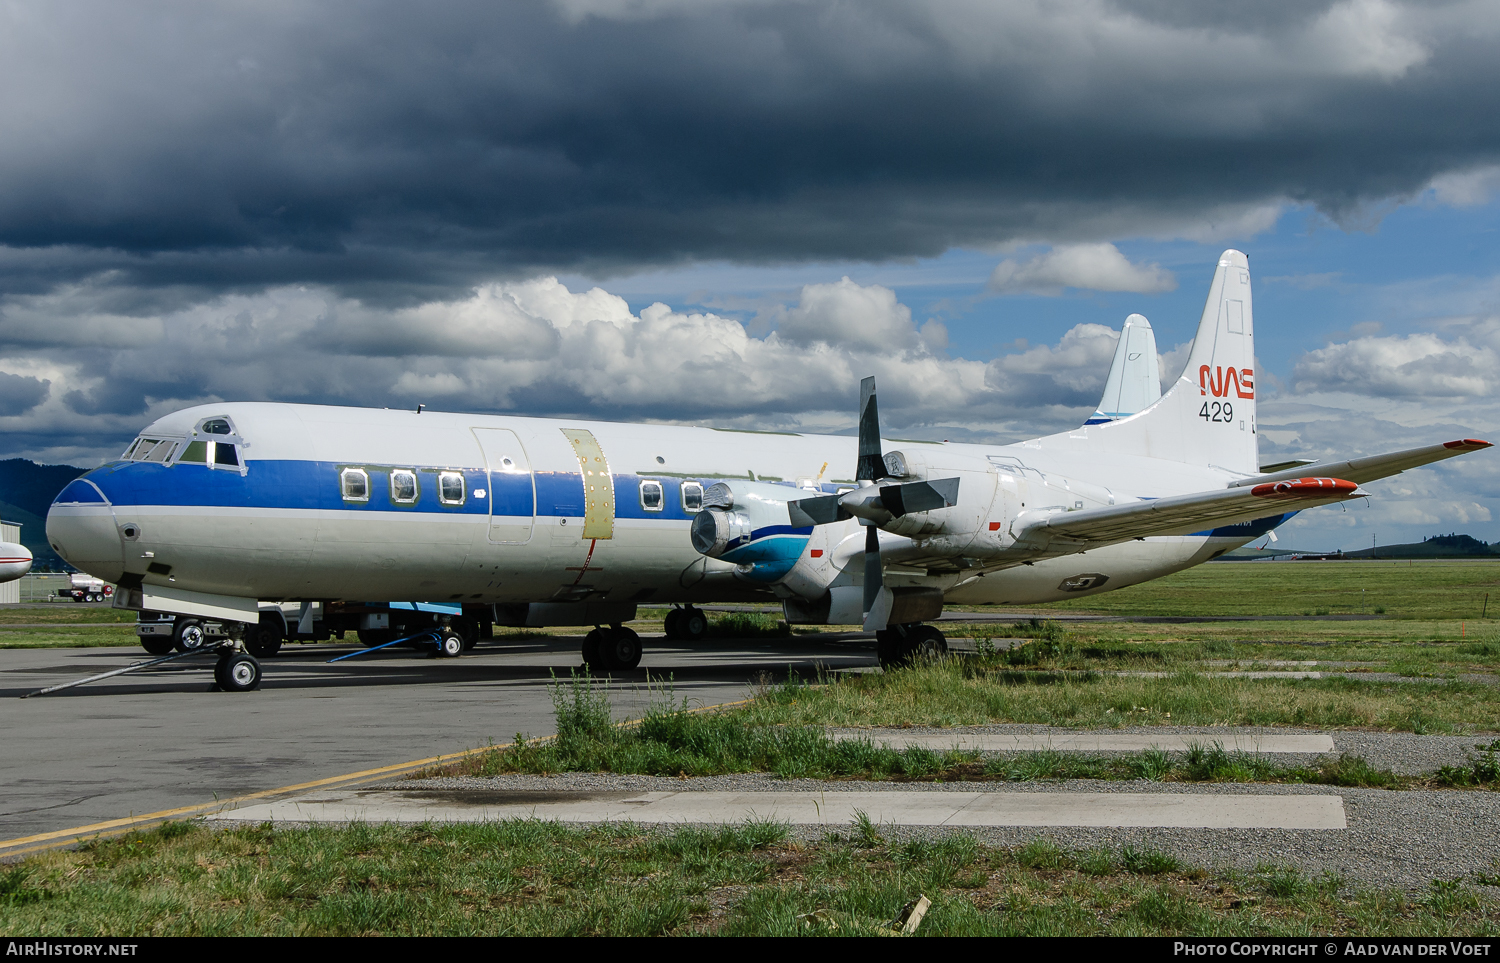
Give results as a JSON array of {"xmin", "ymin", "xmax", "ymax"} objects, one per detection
[
  {"xmin": 878, "ymin": 477, "xmax": 960, "ymax": 517},
  {"xmin": 861, "ymin": 523, "xmax": 886, "ymax": 630},
  {"xmin": 788, "ymin": 493, "xmax": 843, "ymax": 526},
  {"xmin": 857, "ymin": 376, "xmax": 887, "ymax": 482}
]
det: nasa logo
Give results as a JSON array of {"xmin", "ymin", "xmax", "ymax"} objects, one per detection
[{"xmin": 1199, "ymin": 365, "xmax": 1254, "ymax": 399}]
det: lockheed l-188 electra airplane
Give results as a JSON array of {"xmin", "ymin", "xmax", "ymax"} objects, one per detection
[{"xmin": 44, "ymin": 250, "xmax": 1493, "ymax": 691}]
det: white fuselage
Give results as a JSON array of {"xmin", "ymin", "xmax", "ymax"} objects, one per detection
[{"xmin": 45, "ymin": 401, "xmax": 1272, "ymax": 613}]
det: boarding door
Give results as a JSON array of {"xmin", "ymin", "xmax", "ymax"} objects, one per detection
[{"xmin": 473, "ymin": 428, "xmax": 536, "ymax": 544}]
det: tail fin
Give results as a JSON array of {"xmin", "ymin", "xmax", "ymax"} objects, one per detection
[
  {"xmin": 1084, "ymin": 313, "xmax": 1161, "ymax": 426},
  {"xmin": 1044, "ymin": 250, "xmax": 1259, "ymax": 475}
]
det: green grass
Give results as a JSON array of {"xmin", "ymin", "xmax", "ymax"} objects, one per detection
[
  {"xmin": 438, "ymin": 672, "xmax": 1414, "ymax": 784},
  {"xmin": 3, "ymin": 820, "xmax": 1494, "ymax": 936},
  {"xmin": 1009, "ymin": 559, "xmax": 1500, "ymax": 621}
]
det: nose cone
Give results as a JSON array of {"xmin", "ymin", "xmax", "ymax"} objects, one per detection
[
  {"xmin": 0, "ymin": 542, "xmax": 31, "ymax": 583},
  {"xmin": 46, "ymin": 478, "xmax": 125, "ymax": 582}
]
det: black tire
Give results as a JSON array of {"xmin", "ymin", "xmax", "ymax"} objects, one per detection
[
  {"xmin": 245, "ymin": 614, "xmax": 284, "ymax": 658},
  {"xmin": 663, "ymin": 608, "xmax": 683, "ymax": 640},
  {"xmin": 358, "ymin": 628, "xmax": 395, "ymax": 647},
  {"xmin": 909, "ymin": 624, "xmax": 948, "ymax": 660},
  {"xmin": 458, "ymin": 620, "xmax": 477, "ymax": 651},
  {"xmin": 173, "ymin": 618, "xmax": 207, "ymax": 653},
  {"xmin": 581, "ymin": 628, "xmax": 606, "ymax": 672},
  {"xmin": 140, "ymin": 635, "xmax": 174, "ymax": 656},
  {"xmin": 600, "ymin": 626, "xmax": 642, "ymax": 671},
  {"xmin": 876, "ymin": 624, "xmax": 947, "ymax": 669},
  {"xmin": 435, "ymin": 628, "xmax": 464, "ymax": 658},
  {"xmin": 679, "ymin": 608, "xmax": 708, "ymax": 641},
  {"xmin": 215, "ymin": 652, "xmax": 262, "ymax": 692}
]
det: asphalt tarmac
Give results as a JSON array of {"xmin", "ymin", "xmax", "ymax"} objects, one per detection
[{"xmin": 0, "ymin": 633, "xmax": 876, "ymax": 843}]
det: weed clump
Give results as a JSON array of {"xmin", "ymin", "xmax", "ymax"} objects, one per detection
[{"xmin": 708, "ymin": 612, "xmax": 790, "ymax": 638}]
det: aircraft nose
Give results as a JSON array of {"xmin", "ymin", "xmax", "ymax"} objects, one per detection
[{"xmin": 46, "ymin": 478, "xmax": 126, "ymax": 582}]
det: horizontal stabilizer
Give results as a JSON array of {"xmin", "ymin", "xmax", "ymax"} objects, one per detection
[
  {"xmin": 789, "ymin": 477, "xmax": 961, "ymax": 527},
  {"xmin": 1015, "ymin": 477, "xmax": 1364, "ymax": 548},
  {"xmin": 1231, "ymin": 439, "xmax": 1492, "ymax": 490}
]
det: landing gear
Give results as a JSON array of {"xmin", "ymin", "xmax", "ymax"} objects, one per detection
[
  {"xmin": 214, "ymin": 651, "xmax": 262, "ymax": 692},
  {"xmin": 245, "ymin": 614, "xmax": 284, "ymax": 658},
  {"xmin": 582, "ymin": 624, "xmax": 643, "ymax": 672},
  {"xmin": 173, "ymin": 618, "xmax": 207, "ymax": 653},
  {"xmin": 876, "ymin": 623, "xmax": 948, "ymax": 669},
  {"xmin": 435, "ymin": 628, "xmax": 464, "ymax": 658},
  {"xmin": 663, "ymin": 606, "xmax": 708, "ymax": 641}
]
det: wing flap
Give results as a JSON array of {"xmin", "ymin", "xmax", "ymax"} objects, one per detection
[
  {"xmin": 1017, "ymin": 477, "xmax": 1364, "ymax": 546},
  {"xmin": 1232, "ymin": 439, "xmax": 1492, "ymax": 489}
]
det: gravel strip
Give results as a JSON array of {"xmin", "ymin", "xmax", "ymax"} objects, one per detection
[{"xmin": 393, "ymin": 770, "xmax": 1500, "ymax": 893}]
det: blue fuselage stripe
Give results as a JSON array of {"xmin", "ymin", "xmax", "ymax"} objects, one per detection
[{"xmin": 69, "ymin": 460, "xmax": 736, "ymax": 523}]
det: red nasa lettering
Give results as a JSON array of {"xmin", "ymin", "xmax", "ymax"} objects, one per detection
[{"xmin": 1199, "ymin": 365, "xmax": 1254, "ymax": 399}]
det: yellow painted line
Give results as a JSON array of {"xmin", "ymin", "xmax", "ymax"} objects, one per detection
[{"xmin": 0, "ymin": 694, "xmax": 753, "ymax": 857}]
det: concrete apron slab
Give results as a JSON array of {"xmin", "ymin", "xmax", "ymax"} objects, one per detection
[
  {"xmin": 826, "ymin": 731, "xmax": 1337, "ymax": 753},
  {"xmin": 210, "ymin": 789, "xmax": 1347, "ymax": 830}
]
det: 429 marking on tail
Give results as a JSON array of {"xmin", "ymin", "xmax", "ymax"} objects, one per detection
[{"xmin": 1199, "ymin": 401, "xmax": 1234, "ymax": 423}]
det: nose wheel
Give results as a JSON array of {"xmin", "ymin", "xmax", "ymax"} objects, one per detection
[{"xmin": 214, "ymin": 651, "xmax": 262, "ymax": 692}]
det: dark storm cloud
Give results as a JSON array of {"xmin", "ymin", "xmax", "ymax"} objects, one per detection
[
  {"xmin": 0, "ymin": 373, "xmax": 49, "ymax": 416},
  {"xmin": 1, "ymin": 0, "xmax": 1497, "ymax": 296}
]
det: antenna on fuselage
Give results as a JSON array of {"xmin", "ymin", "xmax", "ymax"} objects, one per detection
[{"xmin": 416, "ymin": 404, "xmax": 425, "ymax": 414}]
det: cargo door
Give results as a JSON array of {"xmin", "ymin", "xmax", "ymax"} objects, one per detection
[{"xmin": 473, "ymin": 428, "xmax": 535, "ymax": 544}]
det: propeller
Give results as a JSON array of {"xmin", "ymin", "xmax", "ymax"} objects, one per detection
[{"xmin": 787, "ymin": 377, "xmax": 961, "ymax": 631}]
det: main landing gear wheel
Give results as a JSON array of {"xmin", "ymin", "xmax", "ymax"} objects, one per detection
[
  {"xmin": 602, "ymin": 625, "xmax": 642, "ymax": 671},
  {"xmin": 663, "ymin": 608, "xmax": 683, "ymax": 639},
  {"xmin": 173, "ymin": 618, "xmax": 207, "ymax": 653},
  {"xmin": 435, "ymin": 628, "xmax": 464, "ymax": 658},
  {"xmin": 677, "ymin": 607, "xmax": 708, "ymax": 641},
  {"xmin": 245, "ymin": 614, "xmax": 284, "ymax": 658},
  {"xmin": 140, "ymin": 635, "xmax": 174, "ymax": 656},
  {"xmin": 214, "ymin": 652, "xmax": 262, "ymax": 692},
  {"xmin": 582, "ymin": 626, "xmax": 643, "ymax": 671},
  {"xmin": 582, "ymin": 628, "xmax": 605, "ymax": 672},
  {"xmin": 876, "ymin": 623, "xmax": 948, "ymax": 670}
]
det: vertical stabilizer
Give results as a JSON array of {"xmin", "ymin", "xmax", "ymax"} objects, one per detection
[
  {"xmin": 1085, "ymin": 313, "xmax": 1161, "ymax": 425},
  {"xmin": 1059, "ymin": 250, "xmax": 1259, "ymax": 475}
]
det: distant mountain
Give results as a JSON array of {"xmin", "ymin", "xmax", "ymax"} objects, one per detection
[{"xmin": 0, "ymin": 459, "xmax": 91, "ymax": 570}]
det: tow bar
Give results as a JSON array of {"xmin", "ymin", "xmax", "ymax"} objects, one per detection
[
  {"xmin": 20, "ymin": 642, "xmax": 260, "ymax": 698},
  {"xmin": 325, "ymin": 629, "xmax": 444, "ymax": 663}
]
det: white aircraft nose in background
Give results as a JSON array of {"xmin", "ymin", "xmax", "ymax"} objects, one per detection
[{"xmin": 0, "ymin": 541, "xmax": 33, "ymax": 583}]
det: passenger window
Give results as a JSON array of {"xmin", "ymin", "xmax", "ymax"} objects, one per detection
[
  {"xmin": 340, "ymin": 468, "xmax": 370, "ymax": 502},
  {"xmin": 438, "ymin": 471, "xmax": 465, "ymax": 505},
  {"xmin": 640, "ymin": 480, "xmax": 664, "ymax": 511},
  {"xmin": 179, "ymin": 441, "xmax": 207, "ymax": 463},
  {"xmin": 681, "ymin": 482, "xmax": 704, "ymax": 512},
  {"xmin": 212, "ymin": 443, "xmax": 239, "ymax": 467},
  {"xmin": 390, "ymin": 470, "xmax": 418, "ymax": 504}
]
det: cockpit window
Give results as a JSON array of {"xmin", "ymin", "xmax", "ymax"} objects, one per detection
[
  {"xmin": 123, "ymin": 438, "xmax": 179, "ymax": 463},
  {"xmin": 201, "ymin": 419, "xmax": 232, "ymax": 435},
  {"xmin": 213, "ymin": 442, "xmax": 239, "ymax": 467}
]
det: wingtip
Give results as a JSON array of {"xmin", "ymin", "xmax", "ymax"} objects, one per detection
[
  {"xmin": 1251, "ymin": 477, "xmax": 1360, "ymax": 500},
  {"xmin": 1444, "ymin": 438, "xmax": 1493, "ymax": 450}
]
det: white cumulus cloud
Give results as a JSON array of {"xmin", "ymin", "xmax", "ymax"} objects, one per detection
[{"xmin": 988, "ymin": 243, "xmax": 1176, "ymax": 296}]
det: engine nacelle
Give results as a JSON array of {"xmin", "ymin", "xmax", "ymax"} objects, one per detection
[{"xmin": 690, "ymin": 480, "xmax": 814, "ymax": 582}]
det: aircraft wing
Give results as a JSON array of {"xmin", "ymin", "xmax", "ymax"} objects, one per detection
[
  {"xmin": 1230, "ymin": 439, "xmax": 1492, "ymax": 489},
  {"xmin": 1013, "ymin": 477, "xmax": 1365, "ymax": 548}
]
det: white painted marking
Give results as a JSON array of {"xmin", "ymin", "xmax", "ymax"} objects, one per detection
[
  {"xmin": 212, "ymin": 789, "xmax": 1346, "ymax": 830},
  {"xmin": 827, "ymin": 731, "xmax": 1336, "ymax": 753}
]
